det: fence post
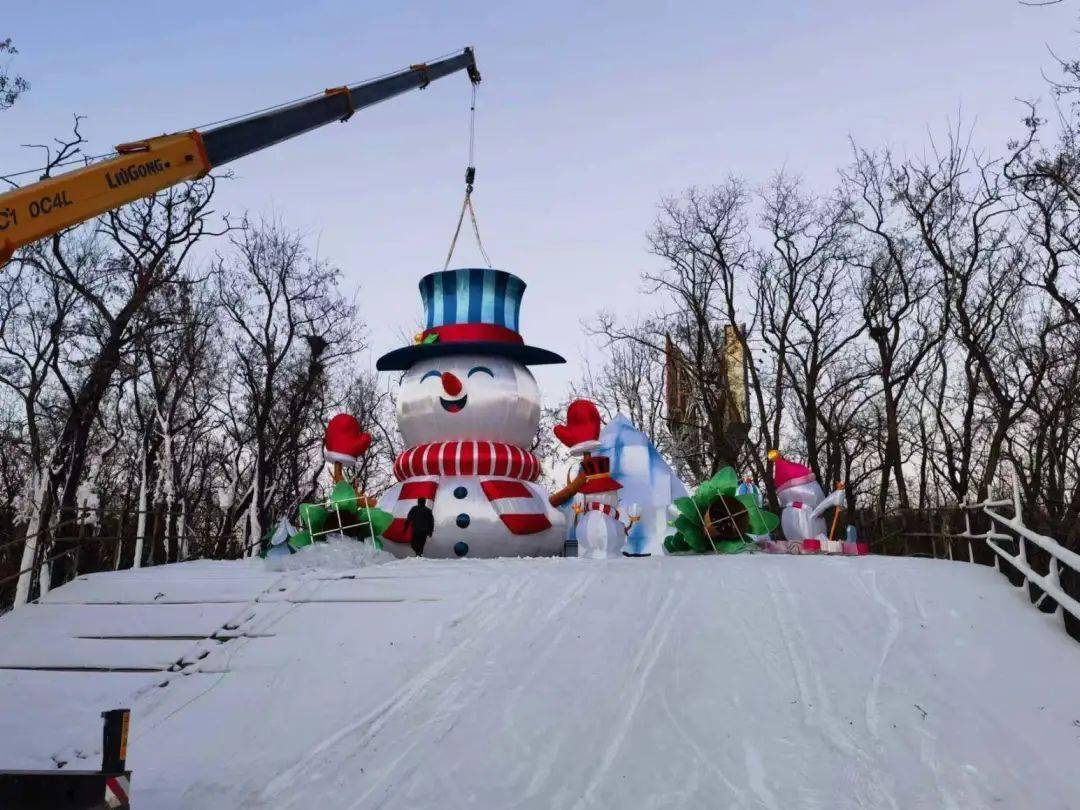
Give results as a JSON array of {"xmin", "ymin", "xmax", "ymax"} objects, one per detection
[
  {"xmin": 982, "ymin": 502, "xmax": 1001, "ymax": 572},
  {"xmin": 1013, "ymin": 480, "xmax": 1063, "ymax": 622},
  {"xmin": 36, "ymin": 520, "xmax": 52, "ymax": 598},
  {"xmin": 946, "ymin": 512, "xmax": 955, "ymax": 561},
  {"xmin": 1044, "ymin": 556, "xmax": 1065, "ymax": 621},
  {"xmin": 963, "ymin": 509, "xmax": 973, "ymax": 563},
  {"xmin": 114, "ymin": 507, "xmax": 127, "ymax": 571},
  {"xmin": 1012, "ymin": 481, "xmax": 1029, "ymax": 577}
]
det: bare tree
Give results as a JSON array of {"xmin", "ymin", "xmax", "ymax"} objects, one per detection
[
  {"xmin": 42, "ymin": 178, "xmax": 224, "ymax": 529},
  {"xmin": 594, "ymin": 181, "xmax": 761, "ymax": 484},
  {"xmin": 843, "ymin": 147, "xmax": 945, "ymax": 511},
  {"xmin": 2, "ymin": 116, "xmax": 227, "ymax": 602},
  {"xmin": 573, "ymin": 331, "xmax": 668, "ymax": 449},
  {"xmin": 892, "ymin": 132, "xmax": 1048, "ymax": 501},
  {"xmin": 341, "ymin": 370, "xmax": 399, "ymax": 497},
  {"xmin": 757, "ymin": 172, "xmax": 866, "ymax": 499},
  {"xmin": 215, "ymin": 220, "xmax": 358, "ymax": 551},
  {"xmin": 0, "ymin": 38, "xmax": 29, "ymax": 111},
  {"xmin": 125, "ymin": 282, "xmax": 222, "ymax": 565}
]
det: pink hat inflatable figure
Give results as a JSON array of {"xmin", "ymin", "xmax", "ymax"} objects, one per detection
[{"xmin": 767, "ymin": 449, "xmax": 846, "ymax": 552}]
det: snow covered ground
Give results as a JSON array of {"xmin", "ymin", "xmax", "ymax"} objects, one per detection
[{"xmin": 1, "ymin": 552, "xmax": 1079, "ymax": 809}]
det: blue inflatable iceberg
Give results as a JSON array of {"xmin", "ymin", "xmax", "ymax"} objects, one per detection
[{"xmin": 598, "ymin": 414, "xmax": 689, "ymax": 556}]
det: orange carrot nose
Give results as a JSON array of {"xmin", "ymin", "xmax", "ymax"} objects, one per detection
[{"xmin": 441, "ymin": 371, "xmax": 463, "ymax": 396}]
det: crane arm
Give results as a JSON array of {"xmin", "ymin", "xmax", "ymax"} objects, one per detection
[{"xmin": 0, "ymin": 47, "xmax": 480, "ymax": 264}]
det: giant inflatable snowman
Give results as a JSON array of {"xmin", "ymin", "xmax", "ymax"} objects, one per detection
[
  {"xmin": 375, "ymin": 269, "xmax": 567, "ymax": 558},
  {"xmin": 768, "ymin": 449, "xmax": 846, "ymax": 546}
]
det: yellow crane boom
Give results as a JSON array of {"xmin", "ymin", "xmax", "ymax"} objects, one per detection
[{"xmin": 0, "ymin": 48, "xmax": 480, "ymax": 265}]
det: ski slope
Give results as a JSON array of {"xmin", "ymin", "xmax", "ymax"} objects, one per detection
[{"xmin": 1, "ymin": 551, "xmax": 1079, "ymax": 809}]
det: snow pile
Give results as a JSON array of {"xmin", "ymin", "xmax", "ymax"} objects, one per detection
[
  {"xmin": 263, "ymin": 535, "xmax": 394, "ymax": 572},
  {"xmin": 1, "ymin": 555, "xmax": 1079, "ymax": 808}
]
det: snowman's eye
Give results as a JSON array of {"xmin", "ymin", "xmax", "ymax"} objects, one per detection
[
  {"xmin": 420, "ymin": 370, "xmax": 441, "ymax": 382},
  {"xmin": 468, "ymin": 366, "xmax": 494, "ymax": 378}
]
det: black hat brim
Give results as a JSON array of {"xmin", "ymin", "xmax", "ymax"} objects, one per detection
[{"xmin": 376, "ymin": 341, "xmax": 566, "ymax": 371}]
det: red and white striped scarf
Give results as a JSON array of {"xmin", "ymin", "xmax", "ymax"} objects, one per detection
[
  {"xmin": 383, "ymin": 442, "xmax": 550, "ymax": 544},
  {"xmin": 586, "ymin": 502, "xmax": 620, "ymax": 521},
  {"xmin": 394, "ymin": 441, "xmax": 541, "ymax": 483}
]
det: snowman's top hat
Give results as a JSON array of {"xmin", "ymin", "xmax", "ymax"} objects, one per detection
[
  {"xmin": 376, "ymin": 268, "xmax": 566, "ymax": 371},
  {"xmin": 579, "ymin": 455, "xmax": 622, "ymax": 494}
]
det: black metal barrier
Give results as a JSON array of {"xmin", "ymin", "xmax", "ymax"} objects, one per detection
[{"xmin": 0, "ymin": 708, "xmax": 131, "ymax": 809}]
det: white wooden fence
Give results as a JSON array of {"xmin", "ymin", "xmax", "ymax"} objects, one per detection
[{"xmin": 939, "ymin": 481, "xmax": 1080, "ymax": 636}]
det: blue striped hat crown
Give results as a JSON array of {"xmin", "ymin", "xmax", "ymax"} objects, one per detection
[
  {"xmin": 420, "ymin": 268, "xmax": 524, "ymax": 334},
  {"xmin": 375, "ymin": 267, "xmax": 566, "ymax": 371}
]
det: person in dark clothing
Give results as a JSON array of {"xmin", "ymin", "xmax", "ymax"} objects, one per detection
[{"xmin": 405, "ymin": 498, "xmax": 435, "ymax": 557}]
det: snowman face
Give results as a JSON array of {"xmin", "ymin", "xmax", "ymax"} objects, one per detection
[
  {"xmin": 397, "ymin": 353, "xmax": 541, "ymax": 447},
  {"xmin": 584, "ymin": 491, "xmax": 619, "ymax": 508},
  {"xmin": 776, "ymin": 480, "xmax": 825, "ymax": 506}
]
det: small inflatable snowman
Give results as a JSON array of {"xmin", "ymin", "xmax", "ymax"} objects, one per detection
[
  {"xmin": 571, "ymin": 456, "xmax": 632, "ymax": 558},
  {"xmin": 554, "ymin": 399, "xmax": 635, "ymax": 559},
  {"xmin": 375, "ymin": 269, "xmax": 567, "ymax": 558},
  {"xmin": 768, "ymin": 449, "xmax": 846, "ymax": 548}
]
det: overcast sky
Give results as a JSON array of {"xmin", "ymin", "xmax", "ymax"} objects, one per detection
[{"xmin": 3, "ymin": 0, "xmax": 1077, "ymax": 399}]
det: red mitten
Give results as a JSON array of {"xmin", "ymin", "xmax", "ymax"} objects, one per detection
[
  {"xmin": 324, "ymin": 414, "xmax": 372, "ymax": 467},
  {"xmin": 554, "ymin": 399, "xmax": 603, "ymax": 455}
]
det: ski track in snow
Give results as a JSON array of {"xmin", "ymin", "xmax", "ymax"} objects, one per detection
[
  {"xmin": 516, "ymin": 571, "xmax": 597, "ymax": 802},
  {"xmin": 5, "ymin": 554, "xmax": 1080, "ymax": 809},
  {"xmin": 766, "ymin": 567, "xmax": 858, "ymax": 757},
  {"xmin": 743, "ymin": 741, "xmax": 778, "ymax": 810},
  {"xmin": 570, "ymin": 583, "xmax": 680, "ymax": 810},
  {"xmin": 766, "ymin": 566, "xmax": 899, "ymax": 810},
  {"xmin": 269, "ymin": 568, "xmax": 559, "ymax": 809},
  {"xmin": 859, "ymin": 568, "xmax": 902, "ymax": 742},
  {"xmin": 262, "ymin": 577, "xmax": 517, "ymax": 806},
  {"xmin": 365, "ymin": 572, "xmax": 546, "ymax": 809},
  {"xmin": 656, "ymin": 687, "xmax": 749, "ymax": 807}
]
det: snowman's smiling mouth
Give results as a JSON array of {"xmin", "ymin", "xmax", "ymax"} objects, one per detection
[{"xmin": 440, "ymin": 394, "xmax": 468, "ymax": 413}]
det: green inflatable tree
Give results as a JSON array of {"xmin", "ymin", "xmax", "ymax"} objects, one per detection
[{"xmin": 663, "ymin": 467, "xmax": 779, "ymax": 554}]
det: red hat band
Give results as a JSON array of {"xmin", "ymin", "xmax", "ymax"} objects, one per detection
[
  {"xmin": 376, "ymin": 269, "xmax": 566, "ymax": 371},
  {"xmin": 421, "ymin": 322, "xmax": 524, "ymax": 346}
]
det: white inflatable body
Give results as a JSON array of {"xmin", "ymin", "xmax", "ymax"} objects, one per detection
[
  {"xmin": 575, "ymin": 492, "xmax": 627, "ymax": 559},
  {"xmin": 379, "ymin": 474, "xmax": 563, "ymax": 559},
  {"xmin": 776, "ymin": 480, "xmax": 845, "ymax": 543},
  {"xmin": 379, "ymin": 354, "xmax": 564, "ymax": 559}
]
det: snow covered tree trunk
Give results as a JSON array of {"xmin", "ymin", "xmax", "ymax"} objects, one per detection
[
  {"xmin": 13, "ymin": 470, "xmax": 50, "ymax": 608},
  {"xmin": 36, "ymin": 496, "xmax": 62, "ymax": 600},
  {"xmin": 246, "ymin": 474, "xmax": 261, "ymax": 558},
  {"xmin": 216, "ymin": 466, "xmax": 238, "ymax": 557},
  {"xmin": 157, "ymin": 413, "xmax": 176, "ymax": 562},
  {"xmin": 132, "ymin": 447, "xmax": 151, "ymax": 569},
  {"xmin": 37, "ymin": 553, "xmax": 51, "ymax": 596},
  {"xmin": 177, "ymin": 500, "xmax": 188, "ymax": 561}
]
